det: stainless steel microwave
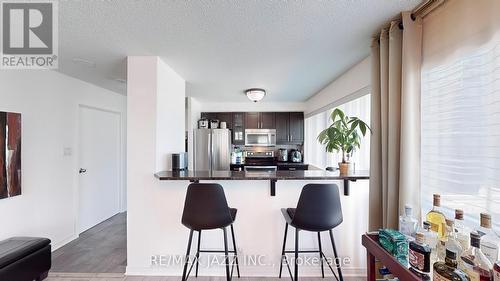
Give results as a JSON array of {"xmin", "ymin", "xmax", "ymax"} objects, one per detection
[{"xmin": 245, "ymin": 129, "xmax": 276, "ymax": 146}]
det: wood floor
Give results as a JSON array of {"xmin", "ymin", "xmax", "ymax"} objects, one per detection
[
  {"xmin": 52, "ymin": 212, "xmax": 127, "ymax": 273},
  {"xmin": 49, "ymin": 213, "xmax": 363, "ymax": 280}
]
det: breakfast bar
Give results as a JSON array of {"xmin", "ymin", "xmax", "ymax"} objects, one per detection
[{"xmin": 154, "ymin": 170, "xmax": 370, "ymax": 196}]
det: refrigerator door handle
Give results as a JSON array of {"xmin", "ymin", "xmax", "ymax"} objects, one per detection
[{"xmin": 208, "ymin": 132, "xmax": 212, "ymax": 172}]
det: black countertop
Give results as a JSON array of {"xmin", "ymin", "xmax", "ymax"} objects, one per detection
[{"xmin": 154, "ymin": 169, "xmax": 369, "ymax": 181}]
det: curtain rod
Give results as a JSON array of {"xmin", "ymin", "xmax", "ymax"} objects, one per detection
[
  {"xmin": 376, "ymin": 0, "xmax": 446, "ymax": 32},
  {"xmin": 412, "ymin": 0, "xmax": 446, "ymax": 19}
]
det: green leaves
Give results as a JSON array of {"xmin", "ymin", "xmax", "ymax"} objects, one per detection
[{"xmin": 317, "ymin": 108, "xmax": 371, "ymax": 161}]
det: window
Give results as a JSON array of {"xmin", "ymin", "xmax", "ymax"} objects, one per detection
[
  {"xmin": 421, "ymin": 41, "xmax": 500, "ymax": 231},
  {"xmin": 304, "ymin": 94, "xmax": 371, "ymax": 171}
]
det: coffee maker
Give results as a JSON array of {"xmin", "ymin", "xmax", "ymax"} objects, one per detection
[
  {"xmin": 289, "ymin": 149, "xmax": 302, "ymax": 163},
  {"xmin": 277, "ymin": 148, "xmax": 288, "ymax": 162}
]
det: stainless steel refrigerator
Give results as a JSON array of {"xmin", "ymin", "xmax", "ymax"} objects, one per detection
[{"xmin": 193, "ymin": 129, "xmax": 231, "ymax": 171}]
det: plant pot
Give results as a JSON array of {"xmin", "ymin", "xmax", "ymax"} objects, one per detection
[{"xmin": 339, "ymin": 162, "xmax": 350, "ymax": 174}]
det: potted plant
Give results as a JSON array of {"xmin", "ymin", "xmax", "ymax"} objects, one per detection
[{"xmin": 317, "ymin": 108, "xmax": 371, "ymax": 174}]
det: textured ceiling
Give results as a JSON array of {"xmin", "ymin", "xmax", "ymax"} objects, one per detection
[{"xmin": 57, "ymin": 0, "xmax": 421, "ymax": 102}]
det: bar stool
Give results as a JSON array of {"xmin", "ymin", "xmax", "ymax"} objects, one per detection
[
  {"xmin": 181, "ymin": 183, "xmax": 240, "ymax": 281},
  {"xmin": 279, "ymin": 183, "xmax": 344, "ymax": 281}
]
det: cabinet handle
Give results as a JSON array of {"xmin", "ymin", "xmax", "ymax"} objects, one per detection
[{"xmin": 291, "ymin": 135, "xmax": 293, "ymax": 141}]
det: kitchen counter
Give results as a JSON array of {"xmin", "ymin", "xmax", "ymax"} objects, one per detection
[{"xmin": 154, "ymin": 169, "xmax": 369, "ymax": 196}]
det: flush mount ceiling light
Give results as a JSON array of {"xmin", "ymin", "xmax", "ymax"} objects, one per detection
[{"xmin": 245, "ymin": 88, "xmax": 266, "ymax": 102}]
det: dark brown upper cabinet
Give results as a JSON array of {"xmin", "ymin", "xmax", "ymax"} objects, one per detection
[
  {"xmin": 275, "ymin": 112, "xmax": 304, "ymax": 144},
  {"xmin": 245, "ymin": 112, "xmax": 260, "ymax": 129},
  {"xmin": 289, "ymin": 112, "xmax": 304, "ymax": 144},
  {"xmin": 245, "ymin": 112, "xmax": 275, "ymax": 129},
  {"xmin": 216, "ymin": 112, "xmax": 233, "ymax": 129},
  {"xmin": 275, "ymin": 112, "xmax": 289, "ymax": 143},
  {"xmin": 232, "ymin": 112, "xmax": 245, "ymax": 145},
  {"xmin": 260, "ymin": 112, "xmax": 276, "ymax": 129},
  {"xmin": 200, "ymin": 111, "xmax": 303, "ymax": 145},
  {"xmin": 200, "ymin": 112, "xmax": 233, "ymax": 129}
]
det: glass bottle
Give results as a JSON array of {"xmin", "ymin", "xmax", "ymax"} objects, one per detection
[
  {"xmin": 493, "ymin": 261, "xmax": 500, "ymax": 281},
  {"xmin": 409, "ymin": 232, "xmax": 432, "ymax": 276},
  {"xmin": 399, "ymin": 204, "xmax": 418, "ymax": 239},
  {"xmin": 427, "ymin": 194, "xmax": 447, "ymax": 239},
  {"xmin": 446, "ymin": 218, "xmax": 464, "ymax": 257},
  {"xmin": 433, "ymin": 249, "xmax": 470, "ymax": 281},
  {"xmin": 455, "ymin": 209, "xmax": 471, "ymax": 251},
  {"xmin": 422, "ymin": 221, "xmax": 439, "ymax": 264},
  {"xmin": 459, "ymin": 231, "xmax": 493, "ymax": 281},
  {"xmin": 477, "ymin": 213, "xmax": 500, "ymax": 265}
]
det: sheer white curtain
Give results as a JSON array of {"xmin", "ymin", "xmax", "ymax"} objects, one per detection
[
  {"xmin": 421, "ymin": 40, "xmax": 500, "ymax": 230},
  {"xmin": 304, "ymin": 94, "xmax": 371, "ymax": 171},
  {"xmin": 420, "ymin": 0, "xmax": 500, "ymax": 230}
]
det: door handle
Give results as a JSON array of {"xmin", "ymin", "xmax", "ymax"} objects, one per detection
[{"xmin": 79, "ymin": 168, "xmax": 87, "ymax": 174}]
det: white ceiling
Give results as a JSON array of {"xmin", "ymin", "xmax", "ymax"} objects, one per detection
[{"xmin": 57, "ymin": 0, "xmax": 421, "ymax": 102}]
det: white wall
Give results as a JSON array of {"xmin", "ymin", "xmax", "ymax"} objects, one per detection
[
  {"xmin": 305, "ymin": 57, "xmax": 370, "ymax": 116},
  {"xmin": 0, "ymin": 70, "xmax": 127, "ymax": 250},
  {"xmin": 127, "ymin": 56, "xmax": 186, "ymax": 273},
  {"xmin": 156, "ymin": 59, "xmax": 186, "ymax": 171},
  {"xmin": 126, "ymin": 179, "xmax": 368, "ymax": 277},
  {"xmin": 186, "ymin": 97, "xmax": 202, "ymax": 170}
]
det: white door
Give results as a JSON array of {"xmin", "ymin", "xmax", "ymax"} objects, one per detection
[{"xmin": 78, "ymin": 106, "xmax": 121, "ymax": 233}]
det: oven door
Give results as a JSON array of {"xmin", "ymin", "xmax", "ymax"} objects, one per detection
[
  {"xmin": 244, "ymin": 166, "xmax": 277, "ymax": 173},
  {"xmin": 244, "ymin": 129, "xmax": 276, "ymax": 146}
]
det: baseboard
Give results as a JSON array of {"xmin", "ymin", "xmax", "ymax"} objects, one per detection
[
  {"xmin": 51, "ymin": 234, "xmax": 79, "ymax": 251},
  {"xmin": 49, "ymin": 272, "xmax": 124, "ymax": 278},
  {"xmin": 126, "ymin": 265, "xmax": 366, "ymax": 277}
]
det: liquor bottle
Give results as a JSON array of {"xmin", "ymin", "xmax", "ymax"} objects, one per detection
[
  {"xmin": 459, "ymin": 232, "xmax": 493, "ymax": 281},
  {"xmin": 409, "ymin": 232, "xmax": 432, "ymax": 276},
  {"xmin": 494, "ymin": 261, "xmax": 500, "ymax": 281},
  {"xmin": 433, "ymin": 249, "xmax": 470, "ymax": 281},
  {"xmin": 455, "ymin": 209, "xmax": 471, "ymax": 251},
  {"xmin": 422, "ymin": 221, "xmax": 439, "ymax": 264},
  {"xmin": 477, "ymin": 213, "xmax": 500, "ymax": 264},
  {"xmin": 445, "ymin": 218, "xmax": 464, "ymax": 257},
  {"xmin": 427, "ymin": 194, "xmax": 447, "ymax": 239},
  {"xmin": 399, "ymin": 204, "xmax": 418, "ymax": 238}
]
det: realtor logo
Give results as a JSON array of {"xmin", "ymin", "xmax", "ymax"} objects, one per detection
[{"xmin": 1, "ymin": 1, "xmax": 58, "ymax": 69}]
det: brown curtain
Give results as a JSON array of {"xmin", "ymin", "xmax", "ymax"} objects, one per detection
[{"xmin": 369, "ymin": 12, "xmax": 422, "ymax": 230}]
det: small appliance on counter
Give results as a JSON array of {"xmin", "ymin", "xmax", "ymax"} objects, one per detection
[
  {"xmin": 210, "ymin": 119, "xmax": 219, "ymax": 129},
  {"xmin": 172, "ymin": 152, "xmax": 188, "ymax": 170},
  {"xmin": 277, "ymin": 148, "xmax": 288, "ymax": 162},
  {"xmin": 289, "ymin": 149, "xmax": 302, "ymax": 163},
  {"xmin": 198, "ymin": 118, "xmax": 209, "ymax": 129},
  {"xmin": 220, "ymin": 121, "xmax": 227, "ymax": 129}
]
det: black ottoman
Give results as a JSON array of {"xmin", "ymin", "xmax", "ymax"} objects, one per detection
[{"xmin": 0, "ymin": 237, "xmax": 51, "ymax": 281}]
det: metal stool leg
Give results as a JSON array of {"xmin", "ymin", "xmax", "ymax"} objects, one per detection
[
  {"xmin": 195, "ymin": 230, "xmax": 201, "ymax": 277},
  {"xmin": 318, "ymin": 232, "xmax": 325, "ymax": 278},
  {"xmin": 329, "ymin": 229, "xmax": 344, "ymax": 281},
  {"xmin": 294, "ymin": 228, "xmax": 299, "ymax": 281},
  {"xmin": 182, "ymin": 230, "xmax": 194, "ymax": 281},
  {"xmin": 230, "ymin": 224, "xmax": 241, "ymax": 278},
  {"xmin": 279, "ymin": 223, "xmax": 288, "ymax": 278},
  {"xmin": 223, "ymin": 227, "xmax": 231, "ymax": 281}
]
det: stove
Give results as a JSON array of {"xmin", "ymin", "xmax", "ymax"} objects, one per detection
[{"xmin": 243, "ymin": 151, "xmax": 276, "ymax": 172}]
